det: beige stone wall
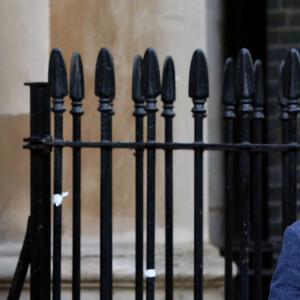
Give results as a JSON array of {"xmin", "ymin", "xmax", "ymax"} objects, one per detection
[
  {"xmin": 0, "ymin": 0, "xmax": 226, "ymax": 249},
  {"xmin": 49, "ymin": 0, "xmax": 161, "ymax": 247},
  {"xmin": 0, "ymin": 0, "xmax": 226, "ymax": 250},
  {"xmin": 0, "ymin": 0, "xmax": 49, "ymax": 115},
  {"xmin": 0, "ymin": 0, "xmax": 49, "ymax": 242},
  {"xmin": 49, "ymin": 0, "xmax": 210, "ymax": 247}
]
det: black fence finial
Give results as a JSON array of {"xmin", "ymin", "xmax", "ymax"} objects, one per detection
[
  {"xmin": 142, "ymin": 48, "xmax": 161, "ymax": 98},
  {"xmin": 70, "ymin": 52, "xmax": 84, "ymax": 116},
  {"xmin": 222, "ymin": 57, "xmax": 236, "ymax": 106},
  {"xmin": 95, "ymin": 48, "xmax": 115, "ymax": 99},
  {"xmin": 235, "ymin": 48, "xmax": 255, "ymax": 100},
  {"xmin": 70, "ymin": 52, "xmax": 84, "ymax": 101},
  {"xmin": 282, "ymin": 49, "xmax": 300, "ymax": 100},
  {"xmin": 253, "ymin": 60, "xmax": 264, "ymax": 108},
  {"xmin": 132, "ymin": 54, "xmax": 145, "ymax": 117},
  {"xmin": 132, "ymin": 54, "xmax": 143, "ymax": 102},
  {"xmin": 162, "ymin": 56, "xmax": 176, "ymax": 117},
  {"xmin": 278, "ymin": 61, "xmax": 288, "ymax": 109},
  {"xmin": 188, "ymin": 49, "xmax": 209, "ymax": 100},
  {"xmin": 48, "ymin": 48, "xmax": 68, "ymax": 99}
]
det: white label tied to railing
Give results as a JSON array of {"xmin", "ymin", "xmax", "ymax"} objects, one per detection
[
  {"xmin": 53, "ymin": 192, "xmax": 69, "ymax": 207},
  {"xmin": 145, "ymin": 269, "xmax": 156, "ymax": 278}
]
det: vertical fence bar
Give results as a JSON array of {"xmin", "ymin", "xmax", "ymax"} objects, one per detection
[
  {"xmin": 70, "ymin": 52, "xmax": 85, "ymax": 300},
  {"xmin": 278, "ymin": 62, "xmax": 290, "ymax": 233},
  {"xmin": 282, "ymin": 49, "xmax": 300, "ymax": 226},
  {"xmin": 132, "ymin": 55, "xmax": 146, "ymax": 300},
  {"xmin": 252, "ymin": 60, "xmax": 265, "ymax": 300},
  {"xmin": 49, "ymin": 49, "xmax": 68, "ymax": 300},
  {"xmin": 222, "ymin": 58, "xmax": 236, "ymax": 300},
  {"xmin": 142, "ymin": 48, "xmax": 161, "ymax": 300},
  {"xmin": 189, "ymin": 49, "xmax": 209, "ymax": 300},
  {"xmin": 30, "ymin": 83, "xmax": 51, "ymax": 300},
  {"xmin": 95, "ymin": 48, "xmax": 115, "ymax": 300},
  {"xmin": 236, "ymin": 49, "xmax": 254, "ymax": 300},
  {"xmin": 23, "ymin": 83, "xmax": 51, "ymax": 300},
  {"xmin": 161, "ymin": 56, "xmax": 176, "ymax": 300},
  {"xmin": 8, "ymin": 216, "xmax": 31, "ymax": 300}
]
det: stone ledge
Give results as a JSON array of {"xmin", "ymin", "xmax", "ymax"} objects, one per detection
[{"xmin": 0, "ymin": 242, "xmax": 236, "ymax": 290}]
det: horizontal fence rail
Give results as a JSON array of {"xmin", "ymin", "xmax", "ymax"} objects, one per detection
[
  {"xmin": 23, "ymin": 140, "xmax": 300, "ymax": 151},
  {"xmin": 9, "ymin": 46, "xmax": 300, "ymax": 300}
]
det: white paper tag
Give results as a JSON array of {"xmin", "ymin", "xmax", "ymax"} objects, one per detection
[
  {"xmin": 145, "ymin": 269, "xmax": 156, "ymax": 278},
  {"xmin": 53, "ymin": 192, "xmax": 69, "ymax": 207}
]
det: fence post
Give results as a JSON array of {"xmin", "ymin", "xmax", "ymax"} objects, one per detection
[
  {"xmin": 222, "ymin": 57, "xmax": 236, "ymax": 300},
  {"xmin": 96, "ymin": 47, "xmax": 115, "ymax": 300},
  {"xmin": 236, "ymin": 49, "xmax": 254, "ymax": 300},
  {"xmin": 189, "ymin": 49, "xmax": 209, "ymax": 300},
  {"xmin": 49, "ymin": 48, "xmax": 68, "ymax": 300},
  {"xmin": 27, "ymin": 82, "xmax": 51, "ymax": 300},
  {"xmin": 132, "ymin": 54, "xmax": 145, "ymax": 300},
  {"xmin": 161, "ymin": 56, "xmax": 176, "ymax": 300},
  {"xmin": 70, "ymin": 52, "xmax": 84, "ymax": 300},
  {"xmin": 282, "ymin": 49, "xmax": 300, "ymax": 226},
  {"xmin": 142, "ymin": 48, "xmax": 161, "ymax": 300},
  {"xmin": 252, "ymin": 60, "xmax": 265, "ymax": 300},
  {"xmin": 278, "ymin": 61, "xmax": 289, "ymax": 233}
]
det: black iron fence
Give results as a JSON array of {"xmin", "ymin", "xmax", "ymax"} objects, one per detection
[{"xmin": 7, "ymin": 46, "xmax": 300, "ymax": 300}]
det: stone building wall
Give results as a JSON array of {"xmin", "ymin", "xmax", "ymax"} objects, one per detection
[
  {"xmin": 0, "ymin": 0, "xmax": 49, "ymax": 243},
  {"xmin": 0, "ymin": 0, "xmax": 227, "ymax": 298}
]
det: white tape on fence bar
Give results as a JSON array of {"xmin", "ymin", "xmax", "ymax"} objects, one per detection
[
  {"xmin": 53, "ymin": 192, "xmax": 69, "ymax": 207},
  {"xmin": 145, "ymin": 269, "xmax": 156, "ymax": 278}
]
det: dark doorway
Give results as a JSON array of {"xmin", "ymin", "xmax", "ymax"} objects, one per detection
[
  {"xmin": 224, "ymin": 0, "xmax": 269, "ymax": 299},
  {"xmin": 224, "ymin": 0, "xmax": 267, "ymax": 62}
]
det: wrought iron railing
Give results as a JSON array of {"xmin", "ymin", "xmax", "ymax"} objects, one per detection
[{"xmin": 7, "ymin": 46, "xmax": 300, "ymax": 300}]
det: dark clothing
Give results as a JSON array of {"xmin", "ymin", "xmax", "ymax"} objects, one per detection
[{"xmin": 269, "ymin": 221, "xmax": 300, "ymax": 299}]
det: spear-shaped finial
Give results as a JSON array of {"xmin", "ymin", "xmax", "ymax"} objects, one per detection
[
  {"xmin": 70, "ymin": 52, "xmax": 84, "ymax": 115},
  {"xmin": 48, "ymin": 48, "xmax": 68, "ymax": 98},
  {"xmin": 235, "ymin": 48, "xmax": 255, "ymax": 100},
  {"xmin": 132, "ymin": 54, "xmax": 143, "ymax": 102},
  {"xmin": 162, "ymin": 56, "xmax": 176, "ymax": 104},
  {"xmin": 162, "ymin": 56, "xmax": 176, "ymax": 117},
  {"xmin": 188, "ymin": 49, "xmax": 209, "ymax": 100},
  {"xmin": 132, "ymin": 54, "xmax": 145, "ymax": 117},
  {"xmin": 278, "ymin": 61, "xmax": 287, "ymax": 108},
  {"xmin": 253, "ymin": 60, "xmax": 265, "ymax": 120},
  {"xmin": 70, "ymin": 52, "xmax": 84, "ymax": 100},
  {"xmin": 142, "ymin": 48, "xmax": 161, "ymax": 98},
  {"xmin": 162, "ymin": 56, "xmax": 176, "ymax": 118},
  {"xmin": 95, "ymin": 48, "xmax": 115, "ymax": 99},
  {"xmin": 282, "ymin": 48, "xmax": 300, "ymax": 100},
  {"xmin": 253, "ymin": 60, "xmax": 264, "ymax": 107},
  {"xmin": 222, "ymin": 57, "xmax": 236, "ymax": 106}
]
